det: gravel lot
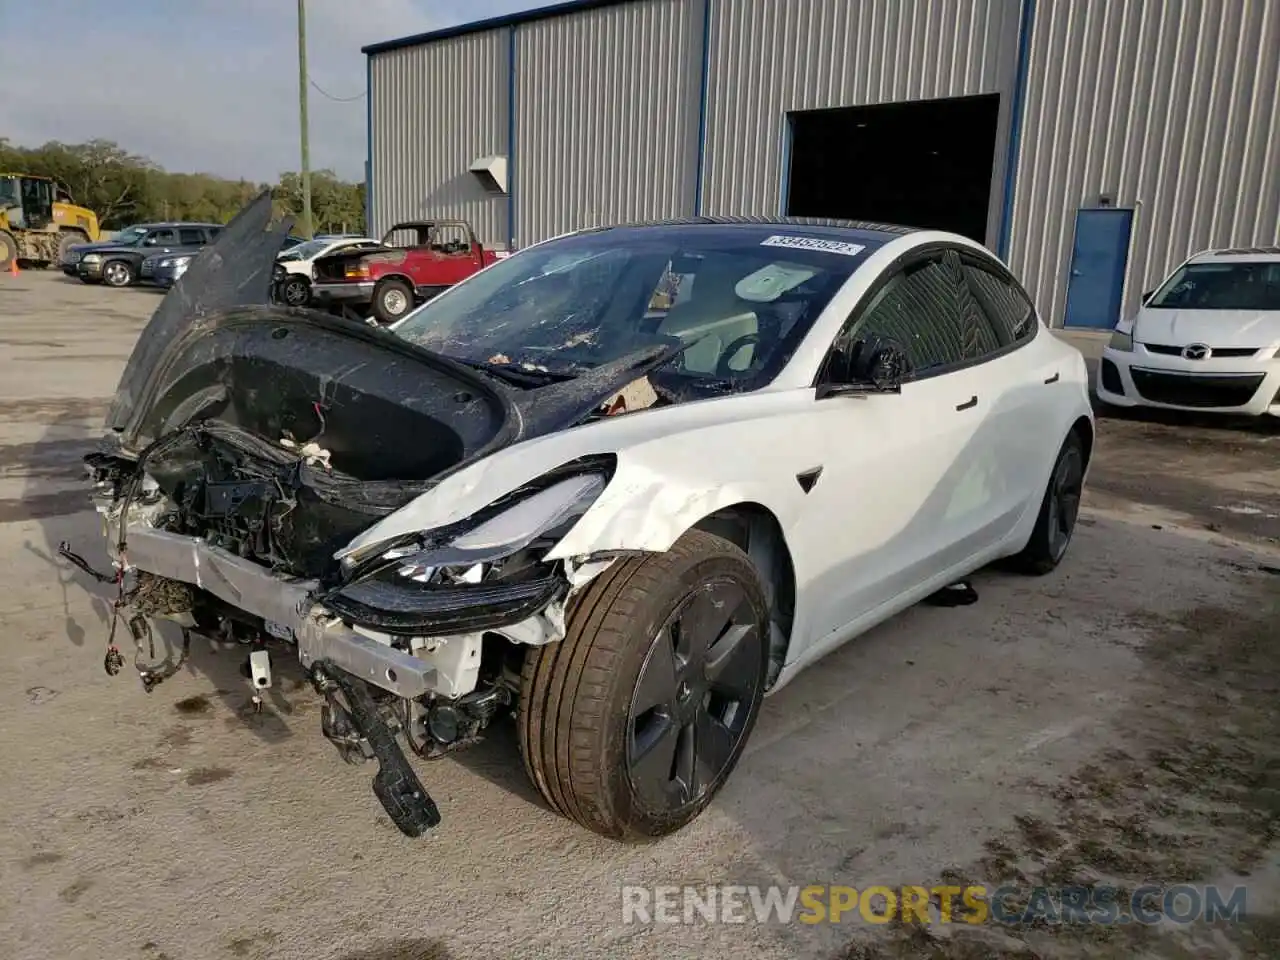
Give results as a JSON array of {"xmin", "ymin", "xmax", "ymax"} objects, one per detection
[{"xmin": 1, "ymin": 270, "xmax": 1278, "ymax": 960}]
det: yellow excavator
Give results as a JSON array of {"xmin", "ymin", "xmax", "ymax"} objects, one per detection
[{"xmin": 0, "ymin": 173, "xmax": 101, "ymax": 269}]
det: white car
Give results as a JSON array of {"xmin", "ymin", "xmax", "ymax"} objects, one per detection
[
  {"xmin": 273, "ymin": 234, "xmax": 380, "ymax": 305},
  {"xmin": 80, "ymin": 193, "xmax": 1093, "ymax": 842},
  {"xmin": 1097, "ymin": 247, "xmax": 1280, "ymax": 416}
]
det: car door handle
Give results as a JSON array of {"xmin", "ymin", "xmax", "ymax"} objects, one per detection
[
  {"xmin": 955, "ymin": 395, "xmax": 978, "ymax": 411},
  {"xmin": 1044, "ymin": 372, "xmax": 1060, "ymax": 384}
]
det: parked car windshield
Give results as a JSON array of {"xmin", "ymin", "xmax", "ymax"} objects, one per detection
[
  {"xmin": 111, "ymin": 225, "xmax": 150, "ymax": 245},
  {"xmin": 279, "ymin": 238, "xmax": 334, "ymax": 261},
  {"xmin": 393, "ymin": 224, "xmax": 881, "ymax": 390},
  {"xmin": 1148, "ymin": 261, "xmax": 1280, "ymax": 311}
]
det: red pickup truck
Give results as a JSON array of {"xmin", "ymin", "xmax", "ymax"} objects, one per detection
[{"xmin": 309, "ymin": 219, "xmax": 509, "ymax": 324}]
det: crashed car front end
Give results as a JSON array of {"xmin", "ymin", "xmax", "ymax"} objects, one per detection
[
  {"xmin": 81, "ymin": 432, "xmax": 616, "ymax": 835},
  {"xmin": 68, "ymin": 191, "xmax": 682, "ymax": 836}
]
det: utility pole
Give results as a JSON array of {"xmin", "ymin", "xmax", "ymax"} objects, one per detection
[{"xmin": 297, "ymin": 0, "xmax": 313, "ymax": 238}]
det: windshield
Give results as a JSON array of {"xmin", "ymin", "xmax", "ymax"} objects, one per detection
[
  {"xmin": 112, "ymin": 225, "xmax": 150, "ymax": 246},
  {"xmin": 0, "ymin": 178, "xmax": 16, "ymax": 206},
  {"xmin": 282, "ymin": 238, "xmax": 337, "ymax": 260},
  {"xmin": 1148, "ymin": 261, "xmax": 1280, "ymax": 311},
  {"xmin": 392, "ymin": 224, "xmax": 877, "ymax": 391}
]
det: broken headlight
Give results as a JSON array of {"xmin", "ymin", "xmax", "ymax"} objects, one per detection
[{"xmin": 323, "ymin": 472, "xmax": 607, "ymax": 636}]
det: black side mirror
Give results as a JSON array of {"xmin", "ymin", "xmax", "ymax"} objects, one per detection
[{"xmin": 818, "ymin": 334, "xmax": 910, "ymax": 398}]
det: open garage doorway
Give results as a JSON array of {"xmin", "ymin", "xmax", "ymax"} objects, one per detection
[{"xmin": 784, "ymin": 94, "xmax": 1002, "ymax": 243}]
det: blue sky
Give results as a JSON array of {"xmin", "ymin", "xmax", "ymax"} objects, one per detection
[{"xmin": 4, "ymin": 0, "xmax": 539, "ymax": 183}]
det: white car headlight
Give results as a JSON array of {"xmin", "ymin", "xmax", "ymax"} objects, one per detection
[
  {"xmin": 81, "ymin": 253, "xmax": 102, "ymax": 263},
  {"xmin": 326, "ymin": 470, "xmax": 609, "ymax": 635},
  {"xmin": 1108, "ymin": 329, "xmax": 1133, "ymax": 351},
  {"xmin": 160, "ymin": 255, "xmax": 193, "ymax": 268},
  {"xmin": 378, "ymin": 473, "xmax": 605, "ymax": 575}
]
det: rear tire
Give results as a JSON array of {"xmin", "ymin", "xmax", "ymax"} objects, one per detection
[
  {"xmin": 371, "ymin": 279, "xmax": 413, "ymax": 325},
  {"xmin": 1009, "ymin": 429, "xmax": 1086, "ymax": 575},
  {"xmin": 0, "ymin": 232, "xmax": 16, "ymax": 271},
  {"xmin": 518, "ymin": 530, "xmax": 770, "ymax": 841},
  {"xmin": 102, "ymin": 259, "xmax": 135, "ymax": 288}
]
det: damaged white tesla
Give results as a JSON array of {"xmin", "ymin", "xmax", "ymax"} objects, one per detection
[{"xmin": 73, "ymin": 192, "xmax": 1094, "ymax": 841}]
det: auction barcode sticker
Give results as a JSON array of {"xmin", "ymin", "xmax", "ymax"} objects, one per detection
[{"xmin": 760, "ymin": 235, "xmax": 866, "ymax": 257}]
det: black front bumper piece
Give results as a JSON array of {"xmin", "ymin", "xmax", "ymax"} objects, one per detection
[
  {"xmin": 312, "ymin": 661, "xmax": 442, "ymax": 837},
  {"xmin": 324, "ymin": 576, "xmax": 563, "ymax": 637}
]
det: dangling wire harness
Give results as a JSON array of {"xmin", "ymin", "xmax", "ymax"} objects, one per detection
[{"xmin": 59, "ymin": 427, "xmax": 197, "ymax": 692}]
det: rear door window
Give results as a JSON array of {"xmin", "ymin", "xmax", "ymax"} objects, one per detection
[
  {"xmin": 963, "ymin": 262, "xmax": 1038, "ymax": 345},
  {"xmin": 178, "ymin": 228, "xmax": 206, "ymax": 245}
]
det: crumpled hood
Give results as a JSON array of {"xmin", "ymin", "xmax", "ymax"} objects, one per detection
[
  {"xmin": 311, "ymin": 245, "xmax": 397, "ymax": 282},
  {"xmin": 104, "ymin": 190, "xmax": 690, "ymax": 469},
  {"xmin": 1134, "ymin": 307, "xmax": 1280, "ymax": 349},
  {"xmin": 98, "ymin": 191, "xmax": 705, "ymax": 579},
  {"xmin": 106, "ymin": 192, "xmax": 292, "ymax": 442}
]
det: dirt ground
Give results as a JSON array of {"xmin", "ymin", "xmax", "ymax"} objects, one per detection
[{"xmin": 0, "ymin": 269, "xmax": 1277, "ymax": 960}]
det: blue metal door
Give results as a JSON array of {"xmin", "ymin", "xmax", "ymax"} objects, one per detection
[{"xmin": 1062, "ymin": 207, "xmax": 1134, "ymax": 329}]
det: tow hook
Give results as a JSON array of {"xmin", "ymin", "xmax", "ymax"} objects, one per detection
[{"xmin": 309, "ymin": 662, "xmax": 442, "ymax": 837}]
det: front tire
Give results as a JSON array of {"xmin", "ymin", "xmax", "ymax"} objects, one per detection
[
  {"xmin": 102, "ymin": 259, "xmax": 135, "ymax": 287},
  {"xmin": 0, "ymin": 232, "xmax": 16, "ymax": 271},
  {"xmin": 1009, "ymin": 429, "xmax": 1086, "ymax": 575},
  {"xmin": 57, "ymin": 230, "xmax": 86, "ymax": 263},
  {"xmin": 280, "ymin": 275, "xmax": 311, "ymax": 306},
  {"xmin": 371, "ymin": 279, "xmax": 413, "ymax": 324},
  {"xmin": 518, "ymin": 530, "xmax": 770, "ymax": 841}
]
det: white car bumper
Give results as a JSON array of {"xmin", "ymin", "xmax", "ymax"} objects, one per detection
[{"xmin": 1097, "ymin": 344, "xmax": 1280, "ymax": 416}]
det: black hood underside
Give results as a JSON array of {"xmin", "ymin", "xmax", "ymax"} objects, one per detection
[{"xmin": 101, "ymin": 191, "xmax": 687, "ymax": 576}]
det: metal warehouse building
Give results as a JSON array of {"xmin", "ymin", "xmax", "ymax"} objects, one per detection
[{"xmin": 362, "ymin": 0, "xmax": 1280, "ymax": 329}]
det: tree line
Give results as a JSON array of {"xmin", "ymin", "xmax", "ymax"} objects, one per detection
[{"xmin": 0, "ymin": 138, "xmax": 366, "ymax": 236}]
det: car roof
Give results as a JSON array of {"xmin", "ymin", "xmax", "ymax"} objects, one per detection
[
  {"xmin": 566, "ymin": 216, "xmax": 921, "ymax": 248},
  {"xmin": 576, "ymin": 215, "xmax": 916, "ymax": 239},
  {"xmin": 1188, "ymin": 246, "xmax": 1280, "ymax": 264},
  {"xmin": 120, "ymin": 222, "xmax": 222, "ymax": 230}
]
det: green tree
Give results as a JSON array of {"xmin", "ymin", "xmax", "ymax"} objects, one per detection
[
  {"xmin": 276, "ymin": 169, "xmax": 367, "ymax": 235},
  {"xmin": 0, "ymin": 137, "xmax": 364, "ymax": 233}
]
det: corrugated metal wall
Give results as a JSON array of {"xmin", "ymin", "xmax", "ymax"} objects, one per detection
[
  {"xmin": 700, "ymin": 0, "xmax": 1021, "ymax": 243},
  {"xmin": 512, "ymin": 0, "xmax": 704, "ymax": 246},
  {"xmin": 1007, "ymin": 0, "xmax": 1280, "ymax": 327},
  {"xmin": 369, "ymin": 30, "xmax": 510, "ymax": 246}
]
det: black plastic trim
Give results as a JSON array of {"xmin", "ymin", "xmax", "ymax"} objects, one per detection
[
  {"xmin": 325, "ymin": 575, "xmax": 564, "ymax": 636},
  {"xmin": 1100, "ymin": 359, "xmax": 1124, "ymax": 395}
]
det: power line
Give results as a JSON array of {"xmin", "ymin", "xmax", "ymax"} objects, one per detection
[{"xmin": 309, "ymin": 77, "xmax": 366, "ymax": 102}]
